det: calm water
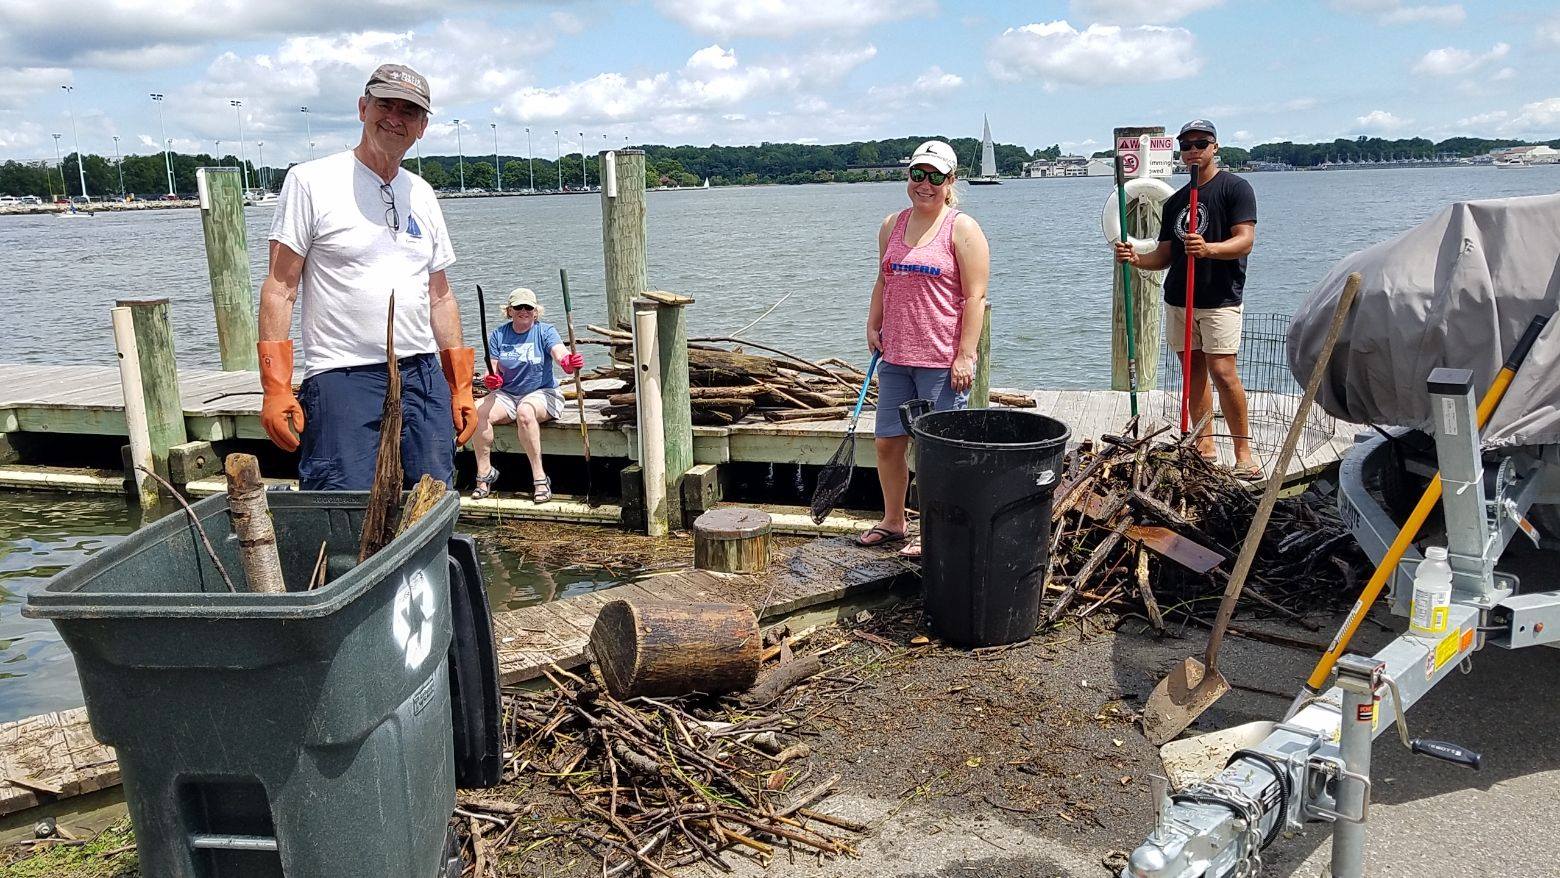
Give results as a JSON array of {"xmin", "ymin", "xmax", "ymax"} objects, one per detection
[
  {"xmin": 0, "ymin": 494, "xmax": 619, "ymax": 724},
  {"xmin": 6, "ymin": 166, "xmax": 1559, "ymax": 387}
]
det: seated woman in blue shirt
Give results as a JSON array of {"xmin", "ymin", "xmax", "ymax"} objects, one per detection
[{"xmin": 471, "ymin": 287, "xmax": 583, "ymax": 503}]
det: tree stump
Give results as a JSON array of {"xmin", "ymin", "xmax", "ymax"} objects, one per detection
[
  {"xmin": 589, "ymin": 600, "xmax": 760, "ymax": 699},
  {"xmin": 693, "ymin": 508, "xmax": 771, "ymax": 573}
]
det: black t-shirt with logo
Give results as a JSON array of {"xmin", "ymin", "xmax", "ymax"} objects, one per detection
[{"xmin": 1156, "ymin": 170, "xmax": 1257, "ymax": 308}]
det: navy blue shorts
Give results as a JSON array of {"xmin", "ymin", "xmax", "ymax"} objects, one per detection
[
  {"xmin": 874, "ymin": 361, "xmax": 968, "ymax": 439},
  {"xmin": 297, "ymin": 353, "xmax": 455, "ymax": 491}
]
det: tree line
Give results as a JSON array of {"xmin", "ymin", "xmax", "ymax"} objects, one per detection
[{"xmin": 6, "ymin": 132, "xmax": 1557, "ymax": 199}]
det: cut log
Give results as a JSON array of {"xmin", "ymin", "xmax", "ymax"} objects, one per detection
[
  {"xmin": 742, "ymin": 654, "xmax": 824, "ymax": 706},
  {"xmin": 762, "ymin": 406, "xmax": 849, "ymax": 423},
  {"xmin": 223, "ymin": 453, "xmax": 286, "ymax": 594},
  {"xmin": 589, "ymin": 599, "xmax": 761, "ymax": 699},
  {"xmin": 693, "ymin": 508, "xmax": 772, "ymax": 573}
]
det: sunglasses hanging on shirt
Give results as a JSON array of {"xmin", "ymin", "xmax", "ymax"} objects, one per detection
[{"xmin": 379, "ymin": 182, "xmax": 399, "ymax": 232}]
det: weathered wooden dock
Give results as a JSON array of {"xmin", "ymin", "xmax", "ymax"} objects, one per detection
[
  {"xmin": 0, "ymin": 363, "xmax": 1358, "ymax": 498},
  {"xmin": 0, "ymin": 536, "xmax": 915, "ymax": 818}
]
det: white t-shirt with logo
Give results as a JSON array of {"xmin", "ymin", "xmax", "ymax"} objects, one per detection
[{"xmin": 269, "ymin": 150, "xmax": 456, "ymax": 378}]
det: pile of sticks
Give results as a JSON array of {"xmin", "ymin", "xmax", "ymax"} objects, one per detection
[
  {"xmin": 1043, "ymin": 421, "xmax": 1363, "ymax": 633},
  {"xmin": 455, "ymin": 662, "xmax": 862, "ymax": 876},
  {"xmin": 574, "ymin": 327, "xmax": 1034, "ymax": 426}
]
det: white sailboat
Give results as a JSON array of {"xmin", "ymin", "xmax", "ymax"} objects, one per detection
[{"xmin": 969, "ymin": 115, "xmax": 1001, "ymax": 185}]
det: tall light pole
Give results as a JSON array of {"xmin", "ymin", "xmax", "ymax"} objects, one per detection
[
  {"xmin": 414, "ymin": 140, "xmax": 423, "ymax": 176},
  {"xmin": 150, "ymin": 93, "xmax": 174, "ymax": 195},
  {"xmin": 230, "ymin": 99, "xmax": 249, "ymax": 192},
  {"xmin": 112, "ymin": 135, "xmax": 124, "ymax": 199},
  {"xmin": 452, "ymin": 119, "xmax": 465, "ymax": 192},
  {"xmin": 525, "ymin": 127, "xmax": 534, "ymax": 192},
  {"xmin": 61, "ymin": 85, "xmax": 88, "ymax": 200},
  {"xmin": 215, "ymin": 140, "xmax": 222, "ymax": 167},
  {"xmin": 51, "ymin": 134, "xmax": 63, "ymax": 199},
  {"xmin": 257, "ymin": 141, "xmax": 265, "ymax": 188},
  {"xmin": 300, "ymin": 106, "xmax": 313, "ymax": 160},
  {"xmin": 555, "ymin": 129, "xmax": 561, "ymax": 191},
  {"xmin": 579, "ymin": 132, "xmax": 587, "ymax": 189},
  {"xmin": 490, "ymin": 122, "xmax": 501, "ymax": 193}
]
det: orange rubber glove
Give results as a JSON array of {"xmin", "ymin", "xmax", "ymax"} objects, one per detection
[
  {"xmin": 440, "ymin": 347, "xmax": 479, "ymax": 446},
  {"xmin": 258, "ymin": 340, "xmax": 305, "ymax": 452}
]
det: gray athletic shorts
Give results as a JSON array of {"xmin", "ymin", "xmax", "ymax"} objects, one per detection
[{"xmin": 873, "ymin": 361, "xmax": 969, "ymax": 438}]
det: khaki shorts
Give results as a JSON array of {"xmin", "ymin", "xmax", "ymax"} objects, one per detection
[
  {"xmin": 488, "ymin": 387, "xmax": 564, "ymax": 421},
  {"xmin": 1166, "ymin": 304, "xmax": 1243, "ymax": 355}
]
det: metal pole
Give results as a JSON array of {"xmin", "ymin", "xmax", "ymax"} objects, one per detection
[
  {"xmin": 51, "ymin": 134, "xmax": 63, "ymax": 199},
  {"xmin": 453, "ymin": 119, "xmax": 465, "ymax": 192},
  {"xmin": 257, "ymin": 141, "xmax": 265, "ymax": 189},
  {"xmin": 555, "ymin": 130, "xmax": 561, "ymax": 191},
  {"xmin": 300, "ymin": 106, "xmax": 313, "ymax": 160},
  {"xmin": 152, "ymin": 94, "xmax": 174, "ymax": 195},
  {"xmin": 491, "ymin": 122, "xmax": 501, "ymax": 192},
  {"xmin": 526, "ymin": 127, "xmax": 534, "ymax": 192},
  {"xmin": 112, "ymin": 135, "xmax": 124, "ymax": 199},
  {"xmin": 61, "ymin": 85, "xmax": 88, "ymax": 200},
  {"xmin": 414, "ymin": 140, "xmax": 422, "ymax": 176},
  {"xmin": 231, "ymin": 100, "xmax": 249, "ymax": 192},
  {"xmin": 215, "ymin": 140, "xmax": 222, "ymax": 166},
  {"xmin": 580, "ymin": 132, "xmax": 587, "ymax": 189},
  {"xmin": 1331, "ymin": 656, "xmax": 1377, "ymax": 878}
]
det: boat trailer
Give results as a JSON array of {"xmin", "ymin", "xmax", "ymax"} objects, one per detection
[{"xmin": 1123, "ymin": 368, "xmax": 1560, "ymax": 878}]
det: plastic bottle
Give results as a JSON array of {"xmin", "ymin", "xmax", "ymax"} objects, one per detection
[{"xmin": 1408, "ymin": 546, "xmax": 1453, "ymax": 637}]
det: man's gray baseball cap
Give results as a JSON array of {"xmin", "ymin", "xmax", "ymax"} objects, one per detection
[
  {"xmin": 365, "ymin": 64, "xmax": 431, "ymax": 113},
  {"xmin": 1178, "ymin": 119, "xmax": 1217, "ymax": 139}
]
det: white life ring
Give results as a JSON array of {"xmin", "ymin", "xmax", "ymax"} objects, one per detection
[{"xmin": 1101, "ymin": 177, "xmax": 1176, "ymax": 255}]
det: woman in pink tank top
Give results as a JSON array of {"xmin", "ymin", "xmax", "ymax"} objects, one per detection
[{"xmin": 859, "ymin": 140, "xmax": 991, "ymax": 556}]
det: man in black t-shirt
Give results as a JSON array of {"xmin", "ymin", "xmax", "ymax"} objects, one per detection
[{"xmin": 1114, "ymin": 119, "xmax": 1260, "ymax": 478}]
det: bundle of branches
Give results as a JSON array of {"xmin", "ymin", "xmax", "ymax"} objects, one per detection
[
  {"xmin": 573, "ymin": 325, "xmax": 1034, "ymax": 427},
  {"xmin": 455, "ymin": 662, "xmax": 863, "ymax": 876},
  {"xmin": 1042, "ymin": 425, "xmax": 1366, "ymax": 634}
]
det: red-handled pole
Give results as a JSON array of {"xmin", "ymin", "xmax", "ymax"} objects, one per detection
[{"xmin": 1180, "ymin": 181, "xmax": 1199, "ymax": 434}]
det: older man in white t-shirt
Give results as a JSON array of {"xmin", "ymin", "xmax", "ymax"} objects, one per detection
[{"xmin": 257, "ymin": 63, "xmax": 479, "ymax": 490}]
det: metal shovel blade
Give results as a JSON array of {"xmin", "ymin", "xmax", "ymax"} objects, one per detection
[{"xmin": 1141, "ymin": 657, "xmax": 1230, "ymax": 746}]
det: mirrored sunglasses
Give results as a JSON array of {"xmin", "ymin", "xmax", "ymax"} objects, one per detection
[{"xmin": 908, "ymin": 167, "xmax": 949, "ymax": 185}]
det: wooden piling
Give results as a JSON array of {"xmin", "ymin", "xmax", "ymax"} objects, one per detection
[
  {"xmin": 693, "ymin": 508, "xmax": 772, "ymax": 574},
  {"xmin": 1110, "ymin": 126, "xmax": 1165, "ymax": 393},
  {"xmin": 116, "ymin": 299, "xmax": 187, "ymax": 483},
  {"xmin": 648, "ymin": 291, "xmax": 694, "ymax": 526},
  {"xmin": 196, "ymin": 167, "xmax": 259, "ymax": 371},
  {"xmin": 110, "ymin": 306, "xmax": 158, "ymax": 507},
  {"xmin": 970, "ymin": 301, "xmax": 992, "ymax": 409},
  {"xmin": 632, "ymin": 300, "xmax": 669, "ymax": 537},
  {"xmin": 601, "ymin": 149, "xmax": 647, "ymax": 331}
]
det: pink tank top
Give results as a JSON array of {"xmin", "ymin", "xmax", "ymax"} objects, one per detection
[{"xmin": 880, "ymin": 208, "xmax": 964, "ymax": 368}]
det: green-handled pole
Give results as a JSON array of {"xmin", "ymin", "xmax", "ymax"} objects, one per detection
[{"xmin": 1114, "ymin": 154, "xmax": 1140, "ymax": 425}]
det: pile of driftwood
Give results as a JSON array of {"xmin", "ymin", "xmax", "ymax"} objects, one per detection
[
  {"xmin": 453, "ymin": 615, "xmax": 863, "ymax": 878},
  {"xmin": 573, "ymin": 326, "xmax": 1035, "ymax": 426},
  {"xmin": 1043, "ymin": 422, "xmax": 1361, "ymax": 634}
]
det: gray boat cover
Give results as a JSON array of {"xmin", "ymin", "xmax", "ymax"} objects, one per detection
[{"xmin": 1287, "ymin": 193, "xmax": 1560, "ymax": 448}]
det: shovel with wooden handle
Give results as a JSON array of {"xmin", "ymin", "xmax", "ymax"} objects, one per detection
[{"xmin": 1141, "ymin": 272, "xmax": 1360, "ymax": 746}]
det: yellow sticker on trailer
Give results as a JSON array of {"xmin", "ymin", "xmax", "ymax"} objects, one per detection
[{"xmin": 1433, "ymin": 628, "xmax": 1463, "ymax": 671}]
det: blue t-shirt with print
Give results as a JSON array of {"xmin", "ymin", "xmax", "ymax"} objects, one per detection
[{"xmin": 488, "ymin": 322, "xmax": 563, "ymax": 397}]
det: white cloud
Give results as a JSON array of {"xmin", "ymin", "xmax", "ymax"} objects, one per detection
[
  {"xmin": 1354, "ymin": 109, "xmax": 1411, "ymax": 132},
  {"xmin": 0, "ymin": 0, "xmax": 461, "ymax": 67},
  {"xmin": 988, "ymin": 21, "xmax": 1200, "ymax": 86},
  {"xmin": 1455, "ymin": 110, "xmax": 1507, "ymax": 128},
  {"xmin": 1329, "ymin": 0, "xmax": 1465, "ymax": 26},
  {"xmin": 1492, "ymin": 66, "xmax": 1516, "ymax": 81},
  {"xmin": 910, "ymin": 66, "xmax": 964, "ymax": 94},
  {"xmin": 653, "ymin": 0, "xmax": 935, "ymax": 38},
  {"xmin": 1412, "ymin": 42, "xmax": 1509, "ymax": 76},
  {"xmin": 0, "ymin": 66, "xmax": 72, "ymax": 111},
  {"xmin": 1538, "ymin": 16, "xmax": 1560, "ymax": 50},
  {"xmin": 1068, "ymin": 0, "xmax": 1223, "ymax": 25},
  {"xmin": 494, "ymin": 43, "xmax": 880, "ymax": 138},
  {"xmin": 1501, "ymin": 97, "xmax": 1560, "ymax": 137}
]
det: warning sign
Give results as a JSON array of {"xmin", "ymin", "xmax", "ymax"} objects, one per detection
[
  {"xmin": 1146, "ymin": 137, "xmax": 1176, "ymax": 178},
  {"xmin": 1120, "ymin": 152, "xmax": 1140, "ymax": 176},
  {"xmin": 1114, "ymin": 134, "xmax": 1175, "ymax": 179}
]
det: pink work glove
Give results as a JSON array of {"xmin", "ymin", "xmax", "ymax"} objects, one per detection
[
  {"xmin": 482, "ymin": 373, "xmax": 503, "ymax": 391},
  {"xmin": 560, "ymin": 352, "xmax": 585, "ymax": 374}
]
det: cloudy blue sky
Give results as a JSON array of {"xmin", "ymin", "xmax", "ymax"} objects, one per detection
[{"xmin": 0, "ymin": 0, "xmax": 1556, "ymax": 166}]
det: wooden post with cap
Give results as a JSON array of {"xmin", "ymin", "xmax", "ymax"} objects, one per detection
[
  {"xmin": 601, "ymin": 149, "xmax": 648, "ymax": 331},
  {"xmin": 1110, "ymin": 126, "xmax": 1165, "ymax": 395},
  {"xmin": 645, "ymin": 290, "xmax": 694, "ymax": 527}
]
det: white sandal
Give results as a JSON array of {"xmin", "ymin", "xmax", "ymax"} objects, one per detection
[{"xmin": 471, "ymin": 467, "xmax": 500, "ymax": 500}]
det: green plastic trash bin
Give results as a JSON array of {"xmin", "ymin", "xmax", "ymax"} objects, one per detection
[{"xmin": 25, "ymin": 490, "xmax": 463, "ymax": 878}]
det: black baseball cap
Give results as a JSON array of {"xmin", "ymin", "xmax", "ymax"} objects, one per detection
[
  {"xmin": 1178, "ymin": 119, "xmax": 1217, "ymax": 140},
  {"xmin": 365, "ymin": 64, "xmax": 431, "ymax": 113}
]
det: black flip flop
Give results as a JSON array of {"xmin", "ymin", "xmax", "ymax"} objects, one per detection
[{"xmin": 856, "ymin": 526, "xmax": 908, "ymax": 548}]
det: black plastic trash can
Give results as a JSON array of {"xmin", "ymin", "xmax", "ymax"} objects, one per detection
[
  {"xmin": 25, "ymin": 491, "xmax": 463, "ymax": 878},
  {"xmin": 900, "ymin": 401, "xmax": 1070, "ymax": 647}
]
